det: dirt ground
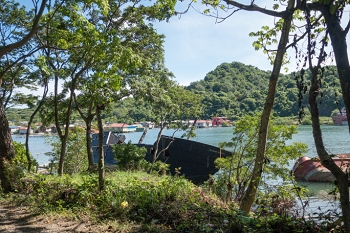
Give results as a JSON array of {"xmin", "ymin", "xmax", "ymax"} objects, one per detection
[{"xmin": 0, "ymin": 203, "xmax": 113, "ymax": 233}]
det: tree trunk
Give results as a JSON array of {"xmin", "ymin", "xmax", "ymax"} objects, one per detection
[
  {"xmin": 0, "ymin": 98, "xmax": 16, "ymax": 192},
  {"xmin": 25, "ymin": 82, "xmax": 48, "ymax": 172},
  {"xmin": 148, "ymin": 125, "xmax": 164, "ymax": 173},
  {"xmin": 0, "ymin": 0, "xmax": 47, "ymax": 192},
  {"xmin": 58, "ymin": 137, "xmax": 68, "ymax": 175},
  {"xmin": 72, "ymin": 93, "xmax": 96, "ymax": 171},
  {"xmin": 240, "ymin": 0, "xmax": 295, "ymax": 213},
  {"xmin": 96, "ymin": 106, "xmax": 105, "ymax": 191},
  {"xmin": 56, "ymin": 76, "xmax": 76, "ymax": 176},
  {"xmin": 315, "ymin": 5, "xmax": 350, "ymax": 232},
  {"xmin": 320, "ymin": 6, "xmax": 350, "ymax": 134},
  {"xmin": 308, "ymin": 67, "xmax": 350, "ymax": 232},
  {"xmin": 85, "ymin": 121, "xmax": 95, "ymax": 171}
]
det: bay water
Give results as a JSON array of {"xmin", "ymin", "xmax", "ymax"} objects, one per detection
[{"xmin": 12, "ymin": 125, "xmax": 350, "ymax": 216}]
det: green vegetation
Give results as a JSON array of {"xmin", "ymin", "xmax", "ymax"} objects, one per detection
[
  {"xmin": 186, "ymin": 62, "xmax": 343, "ymax": 120},
  {"xmin": 1, "ymin": 172, "xmax": 322, "ymax": 233},
  {"xmin": 113, "ymin": 142, "xmax": 149, "ymax": 171},
  {"xmin": 213, "ymin": 115, "xmax": 308, "ymax": 203},
  {"xmin": 1, "ymin": 0, "xmax": 349, "ymax": 230},
  {"xmin": 45, "ymin": 127, "xmax": 88, "ymax": 175},
  {"xmin": 1, "ymin": 113, "xmax": 343, "ymax": 231},
  {"xmin": 5, "ymin": 63, "xmax": 341, "ymax": 125}
]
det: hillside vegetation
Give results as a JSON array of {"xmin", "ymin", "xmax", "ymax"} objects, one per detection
[
  {"xmin": 6, "ymin": 62, "xmax": 342, "ymax": 124},
  {"xmin": 186, "ymin": 62, "xmax": 343, "ymax": 120}
]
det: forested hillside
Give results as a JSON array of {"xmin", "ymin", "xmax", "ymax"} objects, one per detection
[
  {"xmin": 186, "ymin": 62, "xmax": 343, "ymax": 120},
  {"xmin": 7, "ymin": 62, "xmax": 343, "ymax": 124}
]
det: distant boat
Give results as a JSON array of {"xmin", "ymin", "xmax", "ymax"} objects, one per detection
[
  {"xmin": 212, "ymin": 116, "xmax": 231, "ymax": 127},
  {"xmin": 292, "ymin": 154, "xmax": 350, "ymax": 182},
  {"xmin": 104, "ymin": 123, "xmax": 137, "ymax": 133},
  {"xmin": 332, "ymin": 108, "xmax": 348, "ymax": 125}
]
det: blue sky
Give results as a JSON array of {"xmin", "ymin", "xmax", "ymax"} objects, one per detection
[
  {"xmin": 17, "ymin": 0, "xmax": 350, "ymax": 87},
  {"xmin": 154, "ymin": 2, "xmax": 350, "ymax": 86},
  {"xmin": 154, "ymin": 2, "xmax": 292, "ymax": 86}
]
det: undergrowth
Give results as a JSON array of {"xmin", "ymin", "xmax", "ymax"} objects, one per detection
[{"xmin": 1, "ymin": 171, "xmax": 326, "ymax": 232}]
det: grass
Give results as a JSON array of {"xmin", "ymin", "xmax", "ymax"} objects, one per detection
[{"xmin": 0, "ymin": 171, "xmax": 329, "ymax": 232}]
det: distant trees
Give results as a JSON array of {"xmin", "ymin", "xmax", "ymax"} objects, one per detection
[{"xmin": 187, "ymin": 62, "xmax": 342, "ymax": 119}]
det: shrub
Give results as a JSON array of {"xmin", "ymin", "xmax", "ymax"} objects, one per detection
[
  {"xmin": 13, "ymin": 141, "xmax": 38, "ymax": 172},
  {"xmin": 113, "ymin": 142, "xmax": 149, "ymax": 171},
  {"xmin": 45, "ymin": 127, "xmax": 88, "ymax": 174}
]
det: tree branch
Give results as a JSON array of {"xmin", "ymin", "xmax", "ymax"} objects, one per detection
[
  {"xmin": 222, "ymin": 0, "xmax": 286, "ymax": 18},
  {"xmin": 0, "ymin": 0, "xmax": 48, "ymax": 58}
]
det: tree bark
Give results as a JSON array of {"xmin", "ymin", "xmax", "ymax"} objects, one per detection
[
  {"xmin": 85, "ymin": 121, "xmax": 95, "ymax": 171},
  {"xmin": 319, "ymin": 5, "xmax": 350, "ymax": 135},
  {"xmin": 308, "ymin": 67, "xmax": 350, "ymax": 232},
  {"xmin": 73, "ymin": 94, "xmax": 95, "ymax": 171},
  {"xmin": 96, "ymin": 105, "xmax": 105, "ymax": 191},
  {"xmin": 239, "ymin": 0, "xmax": 295, "ymax": 213},
  {"xmin": 25, "ymin": 80, "xmax": 48, "ymax": 172},
  {"xmin": 0, "ymin": 0, "xmax": 47, "ymax": 192},
  {"xmin": 0, "ymin": 98, "xmax": 15, "ymax": 192},
  {"xmin": 312, "ymin": 4, "xmax": 350, "ymax": 232}
]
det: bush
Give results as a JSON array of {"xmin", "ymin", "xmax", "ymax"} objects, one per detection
[
  {"xmin": 13, "ymin": 141, "xmax": 38, "ymax": 172},
  {"xmin": 301, "ymin": 117, "xmax": 312, "ymax": 125},
  {"xmin": 8, "ymin": 171, "xmax": 325, "ymax": 233},
  {"xmin": 113, "ymin": 142, "xmax": 149, "ymax": 171},
  {"xmin": 45, "ymin": 127, "xmax": 88, "ymax": 174},
  {"xmin": 221, "ymin": 121, "xmax": 230, "ymax": 127}
]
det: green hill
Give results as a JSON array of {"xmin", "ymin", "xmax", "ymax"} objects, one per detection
[{"xmin": 186, "ymin": 62, "xmax": 343, "ymax": 120}]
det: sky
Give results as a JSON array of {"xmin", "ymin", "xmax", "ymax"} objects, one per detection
[
  {"xmin": 154, "ymin": 2, "xmax": 350, "ymax": 86},
  {"xmin": 154, "ymin": 1, "xmax": 292, "ymax": 86},
  {"xmin": 16, "ymin": 0, "xmax": 350, "ymax": 87}
]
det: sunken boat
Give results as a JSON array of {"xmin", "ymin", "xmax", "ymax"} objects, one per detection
[
  {"xmin": 92, "ymin": 132, "xmax": 232, "ymax": 184},
  {"xmin": 292, "ymin": 154, "xmax": 350, "ymax": 182},
  {"xmin": 139, "ymin": 135, "xmax": 232, "ymax": 184}
]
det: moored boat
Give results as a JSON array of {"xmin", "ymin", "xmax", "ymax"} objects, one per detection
[
  {"xmin": 292, "ymin": 154, "xmax": 350, "ymax": 182},
  {"xmin": 332, "ymin": 108, "xmax": 348, "ymax": 125}
]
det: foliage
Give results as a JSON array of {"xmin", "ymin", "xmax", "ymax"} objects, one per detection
[
  {"xmin": 113, "ymin": 142, "xmax": 149, "ymax": 171},
  {"xmin": 1, "ymin": 171, "xmax": 326, "ymax": 232},
  {"xmin": 13, "ymin": 141, "xmax": 37, "ymax": 172},
  {"xmin": 211, "ymin": 114, "xmax": 308, "ymax": 204},
  {"xmin": 6, "ymin": 63, "xmax": 343, "ymax": 125},
  {"xmin": 186, "ymin": 63, "xmax": 343, "ymax": 120},
  {"xmin": 0, "ymin": 142, "xmax": 38, "ymax": 192},
  {"xmin": 153, "ymin": 160, "xmax": 170, "ymax": 176},
  {"xmin": 45, "ymin": 128, "xmax": 88, "ymax": 175}
]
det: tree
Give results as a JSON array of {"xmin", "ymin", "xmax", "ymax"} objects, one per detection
[
  {"xmin": 215, "ymin": 114, "xmax": 307, "ymax": 203},
  {"xmin": 45, "ymin": 127, "xmax": 88, "ymax": 174},
  {"xmin": 139, "ymin": 79, "xmax": 203, "ymax": 172},
  {"xmin": 0, "ymin": 0, "xmax": 47, "ymax": 192},
  {"xmin": 72, "ymin": 0, "xmax": 173, "ymax": 173},
  {"xmin": 292, "ymin": 2, "xmax": 350, "ymax": 230},
  {"xmin": 218, "ymin": 0, "xmax": 296, "ymax": 212}
]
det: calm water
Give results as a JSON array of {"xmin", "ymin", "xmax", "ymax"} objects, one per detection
[
  {"xmin": 12, "ymin": 125, "xmax": 350, "ymax": 215},
  {"xmin": 12, "ymin": 125, "xmax": 350, "ymax": 165}
]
